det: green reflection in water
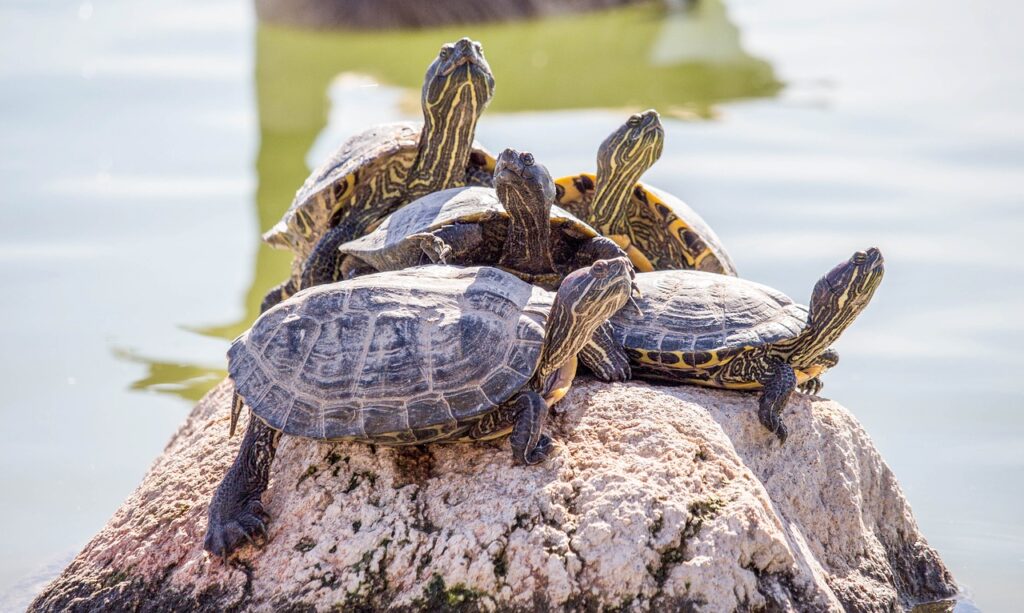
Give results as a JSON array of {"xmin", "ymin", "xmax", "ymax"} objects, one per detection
[
  {"xmin": 114, "ymin": 348, "xmax": 227, "ymax": 403},
  {"xmin": 129, "ymin": 1, "xmax": 780, "ymax": 400}
]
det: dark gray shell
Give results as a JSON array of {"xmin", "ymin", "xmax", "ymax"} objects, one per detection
[
  {"xmin": 612, "ymin": 270, "xmax": 808, "ymax": 352},
  {"xmin": 228, "ymin": 266, "xmax": 550, "ymax": 441},
  {"xmin": 338, "ymin": 186, "xmax": 597, "ymax": 272}
]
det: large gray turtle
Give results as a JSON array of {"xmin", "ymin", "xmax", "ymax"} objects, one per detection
[
  {"xmin": 205, "ymin": 259, "xmax": 634, "ymax": 558},
  {"xmin": 261, "ymin": 37, "xmax": 496, "ymax": 312},
  {"xmin": 579, "ymin": 248, "xmax": 885, "ymax": 442},
  {"xmin": 333, "ymin": 148, "xmax": 626, "ymax": 290}
]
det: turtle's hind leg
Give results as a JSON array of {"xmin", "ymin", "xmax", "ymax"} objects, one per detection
[
  {"xmin": 758, "ymin": 361, "xmax": 796, "ymax": 444},
  {"xmin": 204, "ymin": 416, "xmax": 281, "ymax": 559},
  {"xmin": 410, "ymin": 223, "xmax": 484, "ymax": 265},
  {"xmin": 260, "ymin": 277, "xmax": 298, "ymax": 313}
]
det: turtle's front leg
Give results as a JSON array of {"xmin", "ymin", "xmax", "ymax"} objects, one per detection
[
  {"xmin": 578, "ymin": 322, "xmax": 631, "ymax": 383},
  {"xmin": 470, "ymin": 391, "xmax": 552, "ymax": 465},
  {"xmin": 758, "ymin": 361, "xmax": 796, "ymax": 444},
  {"xmin": 260, "ymin": 277, "xmax": 299, "ymax": 313},
  {"xmin": 571, "ymin": 236, "xmax": 628, "ymax": 269},
  {"xmin": 204, "ymin": 416, "xmax": 281, "ymax": 559},
  {"xmin": 299, "ymin": 224, "xmax": 352, "ymax": 289},
  {"xmin": 409, "ymin": 223, "xmax": 484, "ymax": 265}
]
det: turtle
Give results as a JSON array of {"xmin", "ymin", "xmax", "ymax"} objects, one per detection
[
  {"xmin": 333, "ymin": 148, "xmax": 628, "ymax": 291},
  {"xmin": 578, "ymin": 248, "xmax": 885, "ymax": 443},
  {"xmin": 555, "ymin": 110, "xmax": 737, "ymax": 275},
  {"xmin": 260, "ymin": 37, "xmax": 497, "ymax": 312},
  {"xmin": 204, "ymin": 258, "xmax": 635, "ymax": 558}
]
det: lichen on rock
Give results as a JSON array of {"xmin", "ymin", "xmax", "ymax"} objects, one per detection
[{"xmin": 30, "ymin": 379, "xmax": 956, "ymax": 612}]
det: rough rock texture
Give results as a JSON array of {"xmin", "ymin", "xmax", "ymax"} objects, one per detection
[
  {"xmin": 32, "ymin": 379, "xmax": 956, "ymax": 612},
  {"xmin": 255, "ymin": 0, "xmax": 644, "ymax": 31}
]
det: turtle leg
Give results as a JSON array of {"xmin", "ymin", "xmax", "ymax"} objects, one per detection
[
  {"xmin": 470, "ymin": 391, "xmax": 552, "ymax": 465},
  {"xmin": 758, "ymin": 361, "xmax": 796, "ymax": 444},
  {"xmin": 339, "ymin": 255, "xmax": 378, "ymax": 280},
  {"xmin": 572, "ymin": 236, "xmax": 629, "ymax": 269},
  {"xmin": 299, "ymin": 225, "xmax": 352, "ymax": 289},
  {"xmin": 798, "ymin": 348, "xmax": 839, "ymax": 395},
  {"xmin": 409, "ymin": 223, "xmax": 484, "ymax": 265},
  {"xmin": 260, "ymin": 277, "xmax": 298, "ymax": 313},
  {"xmin": 204, "ymin": 415, "xmax": 281, "ymax": 559},
  {"xmin": 578, "ymin": 323, "xmax": 631, "ymax": 382}
]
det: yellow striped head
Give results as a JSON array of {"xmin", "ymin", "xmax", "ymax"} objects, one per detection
[
  {"xmin": 494, "ymin": 148, "xmax": 555, "ymax": 216},
  {"xmin": 596, "ymin": 110, "xmax": 665, "ymax": 192},
  {"xmin": 422, "ymin": 38, "xmax": 495, "ymax": 130}
]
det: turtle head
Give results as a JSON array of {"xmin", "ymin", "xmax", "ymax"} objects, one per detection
[
  {"xmin": 592, "ymin": 110, "xmax": 665, "ymax": 232},
  {"xmin": 494, "ymin": 148, "xmax": 556, "ymax": 214},
  {"xmin": 537, "ymin": 258, "xmax": 634, "ymax": 380},
  {"xmin": 422, "ymin": 38, "xmax": 495, "ymax": 124},
  {"xmin": 792, "ymin": 248, "xmax": 885, "ymax": 362}
]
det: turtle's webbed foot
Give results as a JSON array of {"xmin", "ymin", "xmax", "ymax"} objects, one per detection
[
  {"xmin": 798, "ymin": 377, "xmax": 824, "ymax": 396},
  {"xmin": 204, "ymin": 498, "xmax": 270, "ymax": 559},
  {"xmin": 523, "ymin": 434, "xmax": 554, "ymax": 465},
  {"xmin": 757, "ymin": 406, "xmax": 789, "ymax": 445},
  {"xmin": 411, "ymin": 232, "xmax": 452, "ymax": 264}
]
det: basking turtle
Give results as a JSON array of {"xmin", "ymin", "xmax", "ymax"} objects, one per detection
[
  {"xmin": 334, "ymin": 148, "xmax": 627, "ymax": 290},
  {"xmin": 579, "ymin": 248, "xmax": 884, "ymax": 442},
  {"xmin": 261, "ymin": 37, "xmax": 497, "ymax": 312},
  {"xmin": 555, "ymin": 110, "xmax": 737, "ymax": 275},
  {"xmin": 204, "ymin": 259, "xmax": 634, "ymax": 558}
]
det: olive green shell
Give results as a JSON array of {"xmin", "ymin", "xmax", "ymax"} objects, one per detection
[
  {"xmin": 263, "ymin": 122, "xmax": 495, "ymax": 262},
  {"xmin": 610, "ymin": 270, "xmax": 806, "ymax": 359},
  {"xmin": 338, "ymin": 185, "xmax": 598, "ymax": 273},
  {"xmin": 228, "ymin": 265, "xmax": 552, "ymax": 443},
  {"xmin": 555, "ymin": 174, "xmax": 737, "ymax": 275}
]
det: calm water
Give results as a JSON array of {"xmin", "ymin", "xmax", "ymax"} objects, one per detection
[{"xmin": 1, "ymin": 0, "xmax": 1021, "ymax": 609}]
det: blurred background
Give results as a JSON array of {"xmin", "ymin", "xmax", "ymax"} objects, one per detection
[{"xmin": 1, "ymin": 0, "xmax": 1021, "ymax": 609}]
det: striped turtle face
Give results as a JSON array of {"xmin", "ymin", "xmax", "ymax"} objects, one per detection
[
  {"xmin": 811, "ymin": 247, "xmax": 885, "ymax": 317},
  {"xmin": 494, "ymin": 148, "xmax": 556, "ymax": 215},
  {"xmin": 595, "ymin": 110, "xmax": 664, "ymax": 194},
  {"xmin": 539, "ymin": 257, "xmax": 635, "ymax": 377},
  {"xmin": 422, "ymin": 38, "xmax": 495, "ymax": 132}
]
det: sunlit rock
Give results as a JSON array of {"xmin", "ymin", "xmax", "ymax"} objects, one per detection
[{"xmin": 30, "ymin": 379, "xmax": 956, "ymax": 611}]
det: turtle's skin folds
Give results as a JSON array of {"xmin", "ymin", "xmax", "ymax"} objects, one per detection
[
  {"xmin": 336, "ymin": 148, "xmax": 628, "ymax": 290},
  {"xmin": 260, "ymin": 38, "xmax": 496, "ymax": 312},
  {"xmin": 555, "ymin": 110, "xmax": 737, "ymax": 275},
  {"xmin": 580, "ymin": 248, "xmax": 884, "ymax": 442},
  {"xmin": 205, "ymin": 259, "xmax": 634, "ymax": 558}
]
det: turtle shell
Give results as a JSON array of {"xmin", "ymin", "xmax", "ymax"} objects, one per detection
[
  {"xmin": 263, "ymin": 122, "xmax": 496, "ymax": 262},
  {"xmin": 555, "ymin": 174, "xmax": 737, "ymax": 275},
  {"xmin": 611, "ymin": 270, "xmax": 807, "ymax": 356},
  {"xmin": 227, "ymin": 265, "xmax": 549, "ymax": 443},
  {"xmin": 339, "ymin": 185, "xmax": 598, "ymax": 273}
]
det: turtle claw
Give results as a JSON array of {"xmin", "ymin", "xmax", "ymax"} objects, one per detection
[
  {"xmin": 204, "ymin": 499, "xmax": 270, "ymax": 559},
  {"xmin": 799, "ymin": 378, "xmax": 823, "ymax": 396},
  {"xmin": 523, "ymin": 434, "xmax": 554, "ymax": 465},
  {"xmin": 411, "ymin": 233, "xmax": 452, "ymax": 264},
  {"xmin": 757, "ymin": 407, "xmax": 788, "ymax": 445}
]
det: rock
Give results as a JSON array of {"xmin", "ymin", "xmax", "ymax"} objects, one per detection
[
  {"xmin": 31, "ymin": 378, "xmax": 956, "ymax": 612},
  {"xmin": 254, "ymin": 0, "xmax": 644, "ymax": 31}
]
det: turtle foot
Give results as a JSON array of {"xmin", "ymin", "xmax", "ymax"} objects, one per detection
[
  {"xmin": 411, "ymin": 232, "xmax": 452, "ymax": 264},
  {"xmin": 521, "ymin": 434, "xmax": 554, "ymax": 466},
  {"xmin": 204, "ymin": 499, "xmax": 270, "ymax": 559},
  {"xmin": 757, "ymin": 407, "xmax": 789, "ymax": 445},
  {"xmin": 799, "ymin": 377, "xmax": 823, "ymax": 396}
]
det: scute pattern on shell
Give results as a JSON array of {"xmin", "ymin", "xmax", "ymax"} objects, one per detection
[
  {"xmin": 228, "ymin": 266, "xmax": 549, "ymax": 441},
  {"xmin": 339, "ymin": 185, "xmax": 598, "ymax": 272},
  {"xmin": 612, "ymin": 270, "xmax": 808, "ymax": 353}
]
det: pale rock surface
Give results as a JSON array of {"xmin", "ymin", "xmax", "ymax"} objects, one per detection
[{"xmin": 31, "ymin": 378, "xmax": 955, "ymax": 611}]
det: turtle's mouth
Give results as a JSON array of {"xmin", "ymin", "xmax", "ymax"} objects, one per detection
[{"xmin": 441, "ymin": 54, "xmax": 482, "ymax": 76}]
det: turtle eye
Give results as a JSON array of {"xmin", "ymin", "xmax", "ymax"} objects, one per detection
[
  {"xmin": 853, "ymin": 250, "xmax": 868, "ymax": 264},
  {"xmin": 591, "ymin": 261, "xmax": 608, "ymax": 276},
  {"xmin": 439, "ymin": 46, "xmax": 452, "ymax": 60},
  {"xmin": 627, "ymin": 114, "xmax": 641, "ymax": 127},
  {"xmin": 521, "ymin": 152, "xmax": 535, "ymax": 166}
]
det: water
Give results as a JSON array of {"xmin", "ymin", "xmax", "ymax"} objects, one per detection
[{"xmin": 1, "ymin": 0, "xmax": 1021, "ymax": 609}]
